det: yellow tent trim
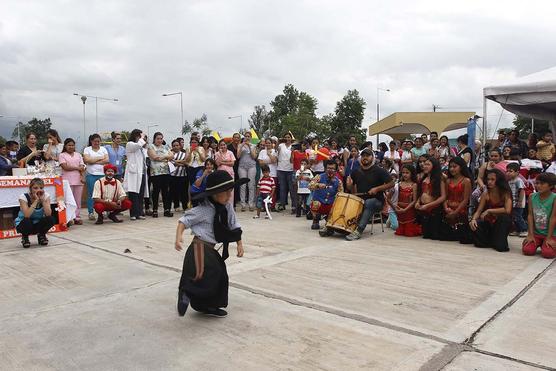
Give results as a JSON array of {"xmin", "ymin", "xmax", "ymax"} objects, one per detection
[{"xmin": 368, "ymin": 112, "xmax": 475, "ymax": 140}]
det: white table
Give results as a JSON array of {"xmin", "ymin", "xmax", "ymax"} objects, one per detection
[{"xmin": 0, "ymin": 176, "xmax": 77, "ymax": 221}]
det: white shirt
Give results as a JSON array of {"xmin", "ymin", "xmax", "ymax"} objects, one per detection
[
  {"xmin": 387, "ymin": 183, "xmax": 399, "ymax": 212},
  {"xmin": 384, "ymin": 150, "xmax": 400, "ymax": 173},
  {"xmin": 295, "ymin": 168, "xmax": 313, "ymax": 194},
  {"xmin": 178, "ymin": 201, "xmax": 240, "ymax": 244},
  {"xmin": 84, "ymin": 146, "xmax": 108, "ymax": 175},
  {"xmin": 258, "ymin": 149, "xmax": 277, "ymax": 177},
  {"xmin": 277, "ymin": 143, "xmax": 293, "ymax": 171},
  {"xmin": 42, "ymin": 143, "xmax": 64, "ymax": 165},
  {"xmin": 546, "ymin": 161, "xmax": 556, "ymax": 175}
]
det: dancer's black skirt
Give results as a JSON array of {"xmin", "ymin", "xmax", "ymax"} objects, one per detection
[{"xmin": 179, "ymin": 240, "xmax": 229, "ymax": 311}]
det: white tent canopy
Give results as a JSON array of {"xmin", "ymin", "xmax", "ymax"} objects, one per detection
[{"xmin": 484, "ymin": 66, "xmax": 556, "ymax": 122}]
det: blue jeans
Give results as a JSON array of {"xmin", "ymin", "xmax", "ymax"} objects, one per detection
[
  {"xmin": 86, "ymin": 173, "xmax": 104, "ymax": 214},
  {"xmin": 357, "ymin": 198, "xmax": 384, "ymax": 233},
  {"xmin": 277, "ymin": 170, "xmax": 294, "ymax": 206},
  {"xmin": 512, "ymin": 207, "xmax": 528, "ymax": 232}
]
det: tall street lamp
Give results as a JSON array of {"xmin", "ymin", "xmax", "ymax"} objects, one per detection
[
  {"xmin": 376, "ymin": 87, "xmax": 391, "ymax": 147},
  {"xmin": 73, "ymin": 95, "xmax": 87, "ymax": 147},
  {"xmin": 162, "ymin": 92, "xmax": 183, "ymax": 134},
  {"xmin": 147, "ymin": 124, "xmax": 159, "ymax": 140},
  {"xmin": 227, "ymin": 115, "xmax": 243, "ymax": 131},
  {"xmin": 73, "ymin": 93, "xmax": 118, "ymax": 133}
]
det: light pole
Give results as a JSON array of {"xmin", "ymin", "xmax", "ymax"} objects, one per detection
[
  {"xmin": 147, "ymin": 124, "xmax": 159, "ymax": 140},
  {"xmin": 76, "ymin": 95, "xmax": 87, "ymax": 147},
  {"xmin": 376, "ymin": 87, "xmax": 391, "ymax": 147},
  {"xmin": 227, "ymin": 115, "xmax": 243, "ymax": 132},
  {"xmin": 162, "ymin": 92, "xmax": 183, "ymax": 134},
  {"xmin": 73, "ymin": 93, "xmax": 118, "ymax": 133}
]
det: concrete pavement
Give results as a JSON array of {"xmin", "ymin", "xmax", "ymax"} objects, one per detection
[{"xmin": 0, "ymin": 209, "xmax": 554, "ymax": 370}]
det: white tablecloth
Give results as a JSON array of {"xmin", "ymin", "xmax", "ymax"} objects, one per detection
[{"xmin": 0, "ymin": 178, "xmax": 77, "ymax": 221}]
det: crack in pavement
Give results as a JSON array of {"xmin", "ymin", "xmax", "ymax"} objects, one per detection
[
  {"xmin": 53, "ymin": 233, "xmax": 555, "ymax": 370},
  {"xmin": 464, "ymin": 259, "xmax": 556, "ymax": 345},
  {"xmin": 467, "ymin": 348, "xmax": 556, "ymax": 371}
]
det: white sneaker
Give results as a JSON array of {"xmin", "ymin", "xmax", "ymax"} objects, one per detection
[
  {"xmin": 130, "ymin": 216, "xmax": 137, "ymax": 221},
  {"xmin": 509, "ymin": 231, "xmax": 519, "ymax": 236},
  {"xmin": 519, "ymin": 231, "xmax": 528, "ymax": 237}
]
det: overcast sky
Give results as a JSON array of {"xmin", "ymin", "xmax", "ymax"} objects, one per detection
[{"xmin": 1, "ymin": 0, "xmax": 555, "ymax": 146}]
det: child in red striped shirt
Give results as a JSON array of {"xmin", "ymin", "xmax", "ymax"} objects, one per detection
[{"xmin": 254, "ymin": 165, "xmax": 276, "ymax": 219}]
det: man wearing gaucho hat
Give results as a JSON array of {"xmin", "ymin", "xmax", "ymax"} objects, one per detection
[{"xmin": 174, "ymin": 170, "xmax": 247, "ymax": 317}]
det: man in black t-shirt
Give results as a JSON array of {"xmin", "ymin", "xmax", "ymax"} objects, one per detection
[{"xmin": 345, "ymin": 148, "xmax": 394, "ymax": 241}]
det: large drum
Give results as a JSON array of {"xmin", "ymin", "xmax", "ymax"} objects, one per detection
[{"xmin": 326, "ymin": 192, "xmax": 364, "ymax": 233}]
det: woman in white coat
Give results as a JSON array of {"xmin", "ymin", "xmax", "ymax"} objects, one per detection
[{"xmin": 123, "ymin": 129, "xmax": 149, "ymax": 220}]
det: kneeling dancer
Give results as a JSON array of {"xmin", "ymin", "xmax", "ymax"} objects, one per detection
[
  {"xmin": 469, "ymin": 169, "xmax": 512, "ymax": 252},
  {"xmin": 174, "ymin": 170, "xmax": 247, "ymax": 317}
]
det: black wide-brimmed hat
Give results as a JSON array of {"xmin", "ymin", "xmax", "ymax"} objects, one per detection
[{"xmin": 192, "ymin": 170, "xmax": 249, "ymax": 200}]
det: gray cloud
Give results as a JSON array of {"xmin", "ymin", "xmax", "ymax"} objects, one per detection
[{"xmin": 0, "ymin": 0, "xmax": 554, "ymax": 145}]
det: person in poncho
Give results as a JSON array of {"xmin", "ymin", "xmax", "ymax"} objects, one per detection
[{"xmin": 174, "ymin": 170, "xmax": 247, "ymax": 317}]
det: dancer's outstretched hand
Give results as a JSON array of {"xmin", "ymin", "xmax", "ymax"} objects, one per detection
[{"xmin": 175, "ymin": 238, "xmax": 183, "ymax": 251}]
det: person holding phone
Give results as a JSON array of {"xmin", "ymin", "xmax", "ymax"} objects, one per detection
[
  {"xmin": 123, "ymin": 129, "xmax": 149, "ymax": 220},
  {"xmin": 186, "ymin": 137, "xmax": 206, "ymax": 187},
  {"xmin": 16, "ymin": 132, "xmax": 43, "ymax": 167},
  {"xmin": 237, "ymin": 131, "xmax": 258, "ymax": 211},
  {"xmin": 14, "ymin": 178, "xmax": 55, "ymax": 248},
  {"xmin": 42, "ymin": 129, "xmax": 63, "ymax": 166}
]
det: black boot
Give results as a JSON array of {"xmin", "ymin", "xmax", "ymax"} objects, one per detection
[
  {"xmin": 95, "ymin": 214, "xmax": 104, "ymax": 225},
  {"xmin": 37, "ymin": 234, "xmax": 49, "ymax": 246},
  {"xmin": 177, "ymin": 290, "xmax": 189, "ymax": 317},
  {"xmin": 311, "ymin": 214, "xmax": 321, "ymax": 230},
  {"xmin": 21, "ymin": 235, "xmax": 31, "ymax": 248}
]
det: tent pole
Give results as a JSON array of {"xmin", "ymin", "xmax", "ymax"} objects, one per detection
[
  {"xmin": 482, "ymin": 96, "xmax": 487, "ymax": 149},
  {"xmin": 531, "ymin": 118, "xmax": 535, "ymax": 133}
]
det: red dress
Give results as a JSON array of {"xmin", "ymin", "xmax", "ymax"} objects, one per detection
[
  {"xmin": 484, "ymin": 197, "xmax": 505, "ymax": 224},
  {"xmin": 395, "ymin": 183, "xmax": 422, "ymax": 237},
  {"xmin": 446, "ymin": 178, "xmax": 468, "ymax": 225}
]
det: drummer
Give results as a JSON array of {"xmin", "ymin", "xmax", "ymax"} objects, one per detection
[
  {"xmin": 345, "ymin": 148, "xmax": 394, "ymax": 241},
  {"xmin": 309, "ymin": 160, "xmax": 343, "ymax": 231}
]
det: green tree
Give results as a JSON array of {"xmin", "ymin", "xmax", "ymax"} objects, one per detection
[
  {"xmin": 248, "ymin": 105, "xmax": 271, "ymax": 137},
  {"xmin": 182, "ymin": 114, "xmax": 212, "ymax": 137},
  {"xmin": 268, "ymin": 84, "xmax": 324, "ymax": 140},
  {"xmin": 512, "ymin": 115, "xmax": 549, "ymax": 139},
  {"xmin": 120, "ymin": 130, "xmax": 131, "ymax": 143},
  {"xmin": 0, "ymin": 135, "xmax": 6, "ymax": 145},
  {"xmin": 12, "ymin": 118, "xmax": 53, "ymax": 146},
  {"xmin": 330, "ymin": 89, "xmax": 367, "ymax": 145}
]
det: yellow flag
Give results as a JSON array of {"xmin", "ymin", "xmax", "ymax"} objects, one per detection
[
  {"xmin": 211, "ymin": 131, "xmax": 221, "ymax": 142},
  {"xmin": 250, "ymin": 128, "xmax": 260, "ymax": 144}
]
